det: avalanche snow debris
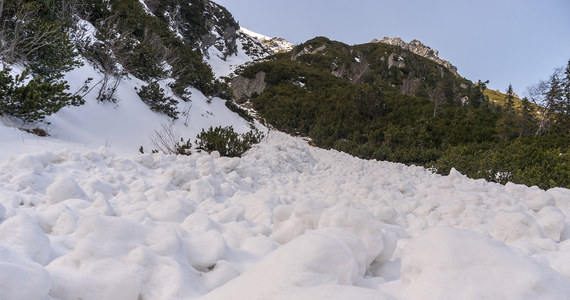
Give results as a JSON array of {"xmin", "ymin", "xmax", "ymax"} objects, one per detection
[{"xmin": 0, "ymin": 132, "xmax": 569, "ymax": 299}]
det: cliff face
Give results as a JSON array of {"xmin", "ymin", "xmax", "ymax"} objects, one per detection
[
  {"xmin": 145, "ymin": 0, "xmax": 240, "ymax": 58},
  {"xmin": 372, "ymin": 37, "xmax": 458, "ymax": 75}
]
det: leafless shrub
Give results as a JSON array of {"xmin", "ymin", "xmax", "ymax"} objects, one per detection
[
  {"xmin": 181, "ymin": 104, "xmax": 192, "ymax": 127},
  {"xmin": 150, "ymin": 122, "xmax": 192, "ymax": 155}
]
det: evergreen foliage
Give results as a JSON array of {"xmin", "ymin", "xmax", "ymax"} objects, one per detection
[
  {"xmin": 225, "ymin": 100, "xmax": 254, "ymax": 123},
  {"xmin": 76, "ymin": 0, "xmax": 220, "ymax": 98},
  {"xmin": 238, "ymin": 37, "xmax": 570, "ymax": 189},
  {"xmin": 136, "ymin": 82, "xmax": 179, "ymax": 119},
  {"xmin": 195, "ymin": 126, "xmax": 264, "ymax": 157},
  {"xmin": 0, "ymin": 0, "xmax": 82, "ymax": 78},
  {"xmin": 0, "ymin": 68, "xmax": 84, "ymax": 122},
  {"xmin": 0, "ymin": 0, "xmax": 86, "ymax": 123}
]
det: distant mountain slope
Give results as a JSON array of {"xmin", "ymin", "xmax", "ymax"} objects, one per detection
[{"xmin": 230, "ymin": 36, "xmax": 569, "ymax": 189}]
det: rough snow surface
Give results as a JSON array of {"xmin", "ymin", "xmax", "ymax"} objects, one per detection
[{"xmin": 0, "ymin": 132, "xmax": 569, "ymax": 299}]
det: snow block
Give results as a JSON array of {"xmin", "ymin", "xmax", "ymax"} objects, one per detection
[
  {"xmin": 0, "ymin": 246, "xmax": 52, "ymax": 300},
  {"xmin": 47, "ymin": 176, "xmax": 88, "ymax": 204},
  {"xmin": 400, "ymin": 227, "xmax": 570, "ymax": 300}
]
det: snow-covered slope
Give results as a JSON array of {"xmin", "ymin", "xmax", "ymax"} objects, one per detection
[
  {"xmin": 207, "ymin": 27, "xmax": 294, "ymax": 78},
  {"xmin": 0, "ymin": 60, "xmax": 253, "ymax": 161}
]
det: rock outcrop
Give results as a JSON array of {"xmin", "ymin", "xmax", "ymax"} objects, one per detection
[
  {"xmin": 231, "ymin": 72, "xmax": 267, "ymax": 101},
  {"xmin": 239, "ymin": 27, "xmax": 294, "ymax": 56},
  {"xmin": 372, "ymin": 37, "xmax": 457, "ymax": 75},
  {"xmin": 148, "ymin": 0, "xmax": 240, "ymax": 59}
]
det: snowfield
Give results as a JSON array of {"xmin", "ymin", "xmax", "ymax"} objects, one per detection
[{"xmin": 0, "ymin": 131, "xmax": 569, "ymax": 299}]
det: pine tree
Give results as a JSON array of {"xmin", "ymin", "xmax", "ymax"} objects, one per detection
[
  {"xmin": 0, "ymin": 68, "xmax": 84, "ymax": 122},
  {"xmin": 559, "ymin": 59, "xmax": 570, "ymax": 134},
  {"xmin": 547, "ymin": 71, "xmax": 565, "ymax": 134},
  {"xmin": 505, "ymin": 83, "xmax": 515, "ymax": 111},
  {"xmin": 496, "ymin": 83, "xmax": 519, "ymax": 141},
  {"xmin": 519, "ymin": 97, "xmax": 535, "ymax": 137},
  {"xmin": 136, "ymin": 82, "xmax": 179, "ymax": 119}
]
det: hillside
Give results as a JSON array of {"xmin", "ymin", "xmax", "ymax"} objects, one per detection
[
  {"xmin": 231, "ymin": 36, "xmax": 569, "ymax": 189},
  {"xmin": 0, "ymin": 0, "xmax": 280, "ymax": 159},
  {"xmin": 485, "ymin": 88, "xmax": 524, "ymax": 108}
]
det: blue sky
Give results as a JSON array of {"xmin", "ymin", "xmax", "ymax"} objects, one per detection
[{"xmin": 215, "ymin": 0, "xmax": 570, "ymax": 96}]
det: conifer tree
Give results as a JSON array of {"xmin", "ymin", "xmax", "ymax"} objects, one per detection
[
  {"xmin": 496, "ymin": 83, "xmax": 519, "ymax": 141},
  {"xmin": 519, "ymin": 97, "xmax": 535, "ymax": 137},
  {"xmin": 559, "ymin": 59, "xmax": 570, "ymax": 134},
  {"xmin": 505, "ymin": 83, "xmax": 515, "ymax": 111},
  {"xmin": 547, "ymin": 71, "xmax": 564, "ymax": 134}
]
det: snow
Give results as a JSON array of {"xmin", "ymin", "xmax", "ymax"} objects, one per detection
[
  {"xmin": 239, "ymin": 27, "xmax": 294, "ymax": 53},
  {"xmin": 0, "ymin": 128, "xmax": 569, "ymax": 299},
  {"xmin": 0, "ymin": 61, "xmax": 252, "ymax": 161},
  {"xmin": 239, "ymin": 27, "xmax": 271, "ymax": 41},
  {"xmin": 400, "ymin": 227, "xmax": 570, "ymax": 300},
  {"xmin": 0, "ymin": 24, "xmax": 569, "ymax": 300},
  {"xmin": 207, "ymin": 41, "xmax": 255, "ymax": 78}
]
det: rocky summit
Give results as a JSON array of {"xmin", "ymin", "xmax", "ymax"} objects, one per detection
[{"xmin": 373, "ymin": 37, "xmax": 458, "ymax": 75}]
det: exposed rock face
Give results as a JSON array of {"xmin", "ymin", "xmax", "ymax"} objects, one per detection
[
  {"xmin": 239, "ymin": 27, "xmax": 295, "ymax": 56},
  {"xmin": 372, "ymin": 37, "xmax": 457, "ymax": 75},
  {"xmin": 291, "ymin": 44, "xmax": 327, "ymax": 61},
  {"xmin": 231, "ymin": 72, "xmax": 267, "ymax": 101},
  {"xmin": 387, "ymin": 53, "xmax": 406, "ymax": 69},
  {"xmin": 148, "ymin": 0, "xmax": 240, "ymax": 59},
  {"xmin": 262, "ymin": 37, "xmax": 295, "ymax": 53}
]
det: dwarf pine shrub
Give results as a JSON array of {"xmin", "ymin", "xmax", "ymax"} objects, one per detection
[
  {"xmin": 195, "ymin": 126, "xmax": 264, "ymax": 157},
  {"xmin": 136, "ymin": 82, "xmax": 179, "ymax": 119},
  {"xmin": 0, "ymin": 68, "xmax": 84, "ymax": 122}
]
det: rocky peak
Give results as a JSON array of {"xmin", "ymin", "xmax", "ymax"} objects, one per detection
[
  {"xmin": 147, "ymin": 0, "xmax": 240, "ymax": 59},
  {"xmin": 239, "ymin": 27, "xmax": 295, "ymax": 54},
  {"xmin": 371, "ymin": 37, "xmax": 457, "ymax": 75}
]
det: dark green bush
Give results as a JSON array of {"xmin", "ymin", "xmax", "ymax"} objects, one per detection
[
  {"xmin": 195, "ymin": 126, "xmax": 264, "ymax": 157},
  {"xmin": 1, "ymin": 0, "xmax": 82, "ymax": 79},
  {"xmin": 136, "ymin": 82, "xmax": 179, "ymax": 119},
  {"xmin": 225, "ymin": 100, "xmax": 254, "ymax": 123},
  {"xmin": 0, "ymin": 68, "xmax": 84, "ymax": 122}
]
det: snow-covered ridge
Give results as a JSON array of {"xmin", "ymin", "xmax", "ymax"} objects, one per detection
[
  {"xmin": 0, "ymin": 132, "xmax": 569, "ymax": 299},
  {"xmin": 207, "ymin": 26, "xmax": 294, "ymax": 78},
  {"xmin": 239, "ymin": 26, "xmax": 295, "ymax": 54}
]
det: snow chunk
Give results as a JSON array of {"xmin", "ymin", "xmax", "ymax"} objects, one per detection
[
  {"xmin": 0, "ymin": 246, "xmax": 52, "ymax": 300},
  {"xmin": 47, "ymin": 176, "xmax": 88, "ymax": 204},
  {"xmin": 318, "ymin": 204, "xmax": 385, "ymax": 266},
  {"xmin": 527, "ymin": 192, "xmax": 556, "ymax": 212},
  {"xmin": 400, "ymin": 227, "xmax": 570, "ymax": 300},
  {"xmin": 0, "ymin": 213, "xmax": 51, "ymax": 265},
  {"xmin": 185, "ymin": 229, "xmax": 227, "ymax": 271},
  {"xmin": 202, "ymin": 228, "xmax": 390, "ymax": 300},
  {"xmin": 270, "ymin": 199, "xmax": 326, "ymax": 244},
  {"xmin": 491, "ymin": 210, "xmax": 544, "ymax": 243},
  {"xmin": 537, "ymin": 206, "xmax": 566, "ymax": 242}
]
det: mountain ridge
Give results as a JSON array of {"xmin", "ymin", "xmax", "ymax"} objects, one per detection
[{"xmin": 372, "ymin": 37, "xmax": 458, "ymax": 75}]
